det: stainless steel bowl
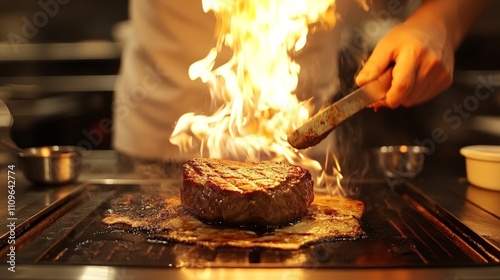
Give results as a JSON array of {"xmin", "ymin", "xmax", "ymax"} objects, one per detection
[
  {"xmin": 18, "ymin": 146, "xmax": 83, "ymax": 185},
  {"xmin": 374, "ymin": 145, "xmax": 428, "ymax": 179}
]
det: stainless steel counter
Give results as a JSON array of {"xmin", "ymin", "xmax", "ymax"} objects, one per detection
[
  {"xmin": 4, "ymin": 265, "xmax": 500, "ymax": 280},
  {"xmin": 0, "ymin": 150, "xmax": 499, "ymax": 279}
]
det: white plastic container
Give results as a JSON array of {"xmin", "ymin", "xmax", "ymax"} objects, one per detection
[{"xmin": 460, "ymin": 145, "xmax": 500, "ymax": 191}]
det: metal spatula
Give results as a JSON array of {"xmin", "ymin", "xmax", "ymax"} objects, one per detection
[{"xmin": 287, "ymin": 68, "xmax": 393, "ymax": 149}]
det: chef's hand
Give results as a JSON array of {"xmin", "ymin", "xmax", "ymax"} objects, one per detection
[
  {"xmin": 355, "ymin": 22, "xmax": 454, "ymax": 109},
  {"xmin": 355, "ymin": 0, "xmax": 489, "ymax": 109}
]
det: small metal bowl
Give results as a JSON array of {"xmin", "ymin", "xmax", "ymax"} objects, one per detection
[
  {"xmin": 374, "ymin": 145, "xmax": 428, "ymax": 179},
  {"xmin": 18, "ymin": 146, "xmax": 83, "ymax": 185}
]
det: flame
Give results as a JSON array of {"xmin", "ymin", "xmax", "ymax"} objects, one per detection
[{"xmin": 170, "ymin": 0, "xmax": 342, "ymax": 191}]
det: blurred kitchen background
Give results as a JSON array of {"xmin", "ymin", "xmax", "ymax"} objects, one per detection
[
  {"xmin": 0, "ymin": 0, "xmax": 499, "ymax": 177},
  {"xmin": 0, "ymin": 0, "xmax": 127, "ymax": 150}
]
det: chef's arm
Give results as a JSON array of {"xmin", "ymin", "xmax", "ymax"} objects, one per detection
[
  {"xmin": 355, "ymin": 0, "xmax": 490, "ymax": 108},
  {"xmin": 408, "ymin": 0, "xmax": 490, "ymax": 49}
]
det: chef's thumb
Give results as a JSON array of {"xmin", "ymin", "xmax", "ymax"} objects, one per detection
[{"xmin": 355, "ymin": 48, "xmax": 393, "ymax": 86}]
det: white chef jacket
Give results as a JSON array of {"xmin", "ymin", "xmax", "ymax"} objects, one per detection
[{"xmin": 113, "ymin": 0, "xmax": 342, "ymax": 161}]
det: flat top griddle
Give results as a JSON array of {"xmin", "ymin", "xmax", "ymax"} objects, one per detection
[{"xmin": 2, "ymin": 178, "xmax": 498, "ymax": 269}]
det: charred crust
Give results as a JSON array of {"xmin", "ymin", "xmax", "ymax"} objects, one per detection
[{"xmin": 181, "ymin": 158, "xmax": 314, "ymax": 226}]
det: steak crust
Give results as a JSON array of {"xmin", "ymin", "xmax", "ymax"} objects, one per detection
[{"xmin": 181, "ymin": 158, "xmax": 314, "ymax": 226}]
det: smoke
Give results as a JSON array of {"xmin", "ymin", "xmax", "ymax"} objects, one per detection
[{"xmin": 329, "ymin": 0, "xmax": 415, "ymax": 192}]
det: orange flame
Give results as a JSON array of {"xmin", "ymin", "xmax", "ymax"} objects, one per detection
[{"xmin": 170, "ymin": 0, "xmax": 341, "ymax": 191}]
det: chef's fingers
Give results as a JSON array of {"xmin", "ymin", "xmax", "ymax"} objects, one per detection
[
  {"xmin": 369, "ymin": 99, "xmax": 386, "ymax": 110},
  {"xmin": 401, "ymin": 52, "xmax": 452, "ymax": 107},
  {"xmin": 399, "ymin": 54, "xmax": 434, "ymax": 106},
  {"xmin": 420, "ymin": 54, "xmax": 453, "ymax": 102},
  {"xmin": 403, "ymin": 66, "xmax": 451, "ymax": 107},
  {"xmin": 384, "ymin": 49, "xmax": 418, "ymax": 108},
  {"xmin": 355, "ymin": 43, "xmax": 394, "ymax": 86}
]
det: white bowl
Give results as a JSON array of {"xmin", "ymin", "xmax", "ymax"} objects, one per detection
[
  {"xmin": 460, "ymin": 145, "xmax": 500, "ymax": 191},
  {"xmin": 466, "ymin": 184, "xmax": 500, "ymax": 215}
]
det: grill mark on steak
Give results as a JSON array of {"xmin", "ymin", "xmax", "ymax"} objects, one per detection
[
  {"xmin": 190, "ymin": 159, "xmax": 297, "ymax": 193},
  {"xmin": 182, "ymin": 158, "xmax": 314, "ymax": 226}
]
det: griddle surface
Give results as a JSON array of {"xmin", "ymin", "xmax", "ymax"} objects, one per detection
[{"xmin": 5, "ymin": 180, "xmax": 500, "ymax": 268}]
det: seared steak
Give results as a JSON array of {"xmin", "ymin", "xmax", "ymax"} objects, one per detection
[{"xmin": 181, "ymin": 158, "xmax": 314, "ymax": 226}]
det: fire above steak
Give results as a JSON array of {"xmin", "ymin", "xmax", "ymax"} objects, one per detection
[{"xmin": 181, "ymin": 158, "xmax": 314, "ymax": 226}]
